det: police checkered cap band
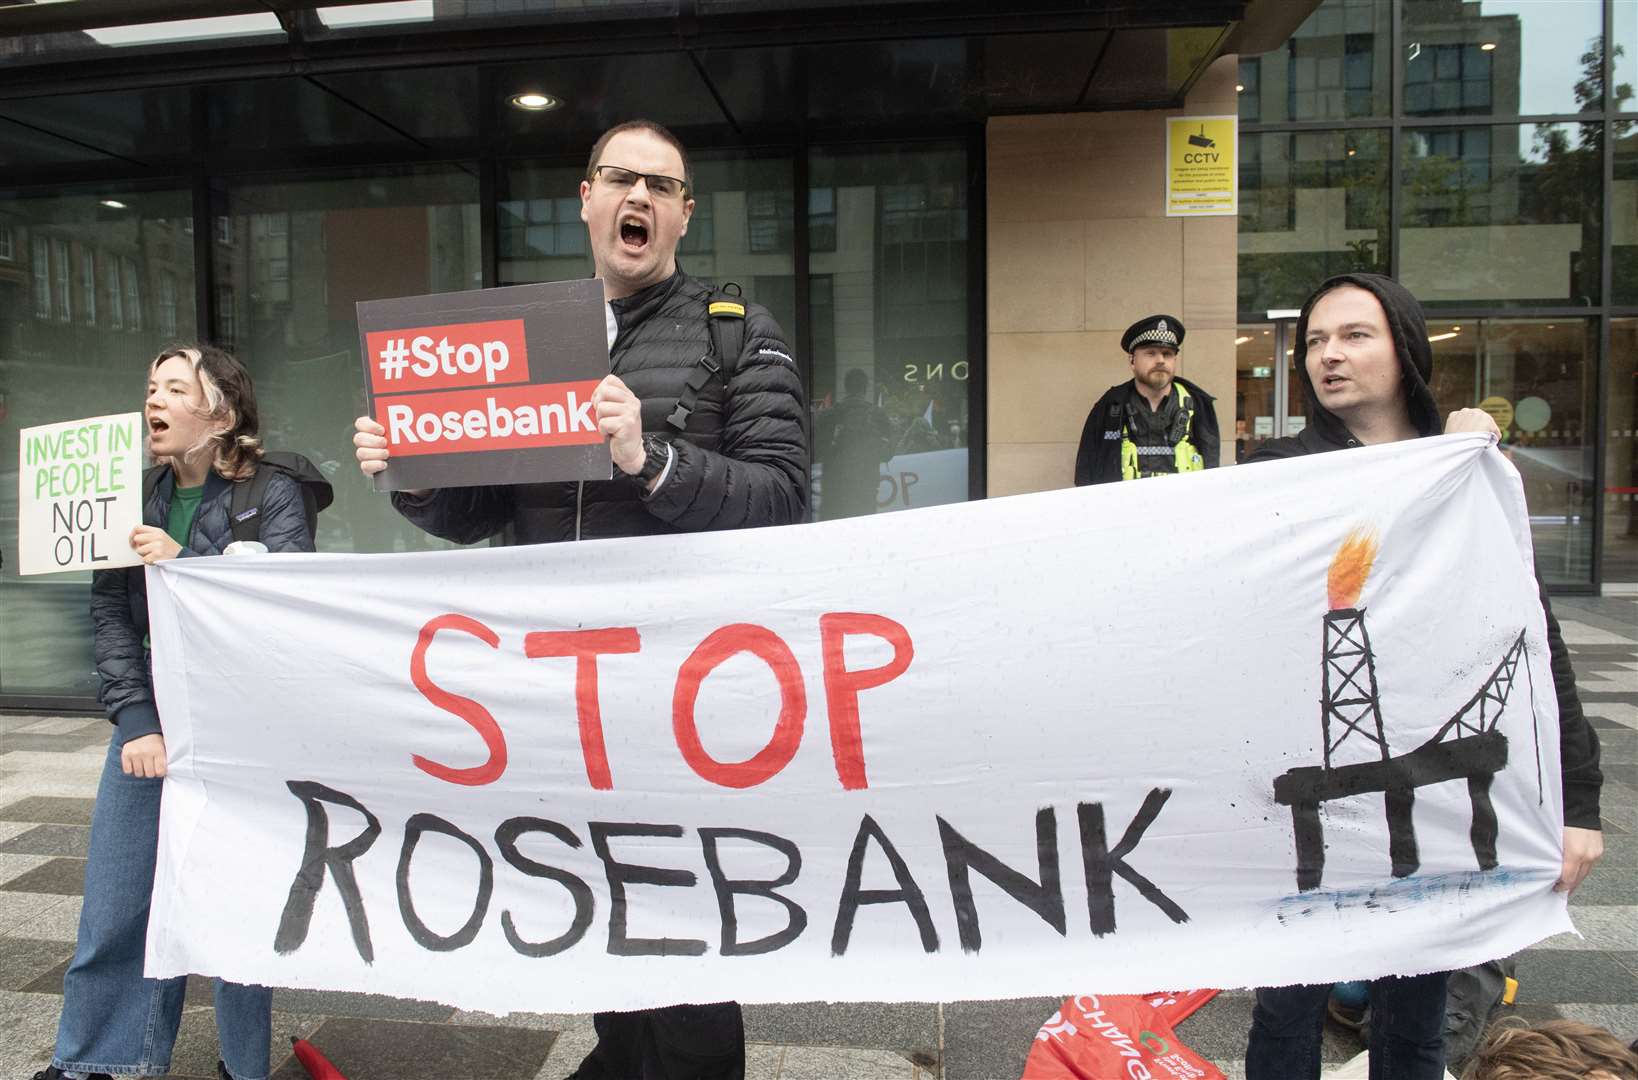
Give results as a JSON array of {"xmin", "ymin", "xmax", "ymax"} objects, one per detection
[{"xmin": 1131, "ymin": 325, "xmax": 1179, "ymax": 348}]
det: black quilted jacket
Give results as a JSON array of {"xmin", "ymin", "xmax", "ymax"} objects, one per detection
[
  {"xmin": 90, "ymin": 464, "xmax": 314, "ymax": 744},
  {"xmin": 393, "ymin": 270, "xmax": 808, "ymax": 543}
]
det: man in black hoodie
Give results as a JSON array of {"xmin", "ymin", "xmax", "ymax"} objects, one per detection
[{"xmin": 1242, "ymin": 273, "xmax": 1604, "ymax": 1080}]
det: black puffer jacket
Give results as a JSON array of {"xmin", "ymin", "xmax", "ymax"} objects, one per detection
[
  {"xmin": 1248, "ymin": 272, "xmax": 1602, "ymax": 829},
  {"xmin": 91, "ymin": 464, "xmax": 314, "ymax": 745},
  {"xmin": 393, "ymin": 270, "xmax": 807, "ymax": 543}
]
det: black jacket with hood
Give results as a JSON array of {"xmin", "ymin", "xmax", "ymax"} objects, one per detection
[
  {"xmin": 1248, "ymin": 272, "xmax": 1602, "ymax": 830},
  {"xmin": 1074, "ymin": 375, "xmax": 1220, "ymax": 486},
  {"xmin": 91, "ymin": 464, "xmax": 315, "ymax": 745},
  {"xmin": 392, "ymin": 269, "xmax": 807, "ymax": 543}
]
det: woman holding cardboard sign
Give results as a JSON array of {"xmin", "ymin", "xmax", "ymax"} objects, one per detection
[{"xmin": 40, "ymin": 345, "xmax": 314, "ymax": 1080}]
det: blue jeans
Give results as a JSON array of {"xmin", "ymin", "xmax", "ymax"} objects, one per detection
[
  {"xmin": 53, "ymin": 734, "xmax": 272, "ymax": 1079},
  {"xmin": 1246, "ymin": 972, "xmax": 1449, "ymax": 1080}
]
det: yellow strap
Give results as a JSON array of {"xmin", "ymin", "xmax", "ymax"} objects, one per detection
[{"xmin": 708, "ymin": 301, "xmax": 746, "ymax": 318}]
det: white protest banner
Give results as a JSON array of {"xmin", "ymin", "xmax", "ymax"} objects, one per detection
[
  {"xmin": 18, "ymin": 412, "xmax": 144, "ymax": 576},
  {"xmin": 146, "ymin": 434, "xmax": 1573, "ymax": 1014}
]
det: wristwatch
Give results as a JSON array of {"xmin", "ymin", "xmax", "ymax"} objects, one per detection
[{"xmin": 634, "ymin": 433, "xmax": 671, "ymax": 488}]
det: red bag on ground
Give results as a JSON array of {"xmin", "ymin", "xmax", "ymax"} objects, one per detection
[
  {"xmin": 290, "ymin": 1036, "xmax": 349, "ymax": 1080},
  {"xmin": 1021, "ymin": 993, "xmax": 1225, "ymax": 1080}
]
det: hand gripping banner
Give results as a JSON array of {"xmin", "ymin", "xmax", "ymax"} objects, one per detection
[{"xmin": 145, "ymin": 434, "xmax": 1574, "ymax": 1014}]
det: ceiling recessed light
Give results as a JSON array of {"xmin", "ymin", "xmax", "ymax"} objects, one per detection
[
  {"xmin": 100, "ymin": 199, "xmax": 127, "ymax": 210},
  {"xmin": 510, "ymin": 92, "xmax": 561, "ymax": 112},
  {"xmin": 1480, "ymin": 42, "xmax": 1497, "ymax": 51}
]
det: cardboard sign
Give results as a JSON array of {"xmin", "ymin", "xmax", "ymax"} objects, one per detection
[
  {"xmin": 145, "ymin": 435, "xmax": 1571, "ymax": 1015},
  {"xmin": 1166, "ymin": 116, "xmax": 1237, "ymax": 217},
  {"xmin": 17, "ymin": 412, "xmax": 143, "ymax": 575},
  {"xmin": 356, "ymin": 279, "xmax": 611, "ymax": 492}
]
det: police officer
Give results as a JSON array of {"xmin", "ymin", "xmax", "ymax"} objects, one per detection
[{"xmin": 1074, "ymin": 314, "xmax": 1220, "ymax": 485}]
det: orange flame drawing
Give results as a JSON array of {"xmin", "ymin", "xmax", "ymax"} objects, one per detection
[{"xmin": 1327, "ymin": 528, "xmax": 1379, "ymax": 610}]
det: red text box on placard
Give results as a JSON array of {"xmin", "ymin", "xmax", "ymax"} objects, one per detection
[
  {"xmin": 366, "ymin": 319, "xmax": 531, "ymax": 394},
  {"xmin": 375, "ymin": 380, "xmax": 604, "ymax": 456}
]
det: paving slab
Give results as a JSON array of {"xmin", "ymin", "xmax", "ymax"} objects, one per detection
[
  {"xmin": 0, "ymin": 936, "xmax": 74, "ymax": 992},
  {"xmin": 265, "ymin": 1015, "xmax": 553, "ymax": 1080},
  {"xmin": 744, "ymin": 1000, "xmax": 940, "ymax": 1055},
  {"xmin": 0, "ymin": 890, "xmax": 70, "ymax": 936},
  {"xmin": 1540, "ymin": 905, "xmax": 1638, "ymax": 951},
  {"xmin": 0, "ymin": 989, "xmax": 63, "ymax": 1078},
  {"xmin": 0, "ymin": 796, "xmax": 97, "ymax": 827},
  {"xmin": 1513, "ymin": 949, "xmax": 1638, "ymax": 1005},
  {"xmin": 0, "ymin": 822, "xmax": 91, "ymax": 859},
  {"xmin": 0, "ymin": 855, "xmax": 86, "ymax": 895}
]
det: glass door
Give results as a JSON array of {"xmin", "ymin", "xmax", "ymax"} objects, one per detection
[{"xmin": 1235, "ymin": 317, "xmax": 1301, "ymax": 462}]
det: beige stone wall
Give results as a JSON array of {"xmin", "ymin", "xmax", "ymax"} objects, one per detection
[{"xmin": 985, "ymin": 55, "xmax": 1240, "ymax": 496}]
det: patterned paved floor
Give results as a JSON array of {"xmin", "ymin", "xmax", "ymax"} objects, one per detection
[{"xmin": 2, "ymin": 596, "xmax": 1632, "ymax": 1080}]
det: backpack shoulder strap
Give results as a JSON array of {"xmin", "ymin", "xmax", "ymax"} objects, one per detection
[
  {"xmin": 229, "ymin": 463, "xmax": 272, "ymax": 544},
  {"xmin": 707, "ymin": 286, "xmax": 746, "ymax": 381},
  {"xmin": 667, "ymin": 282, "xmax": 746, "ymax": 433}
]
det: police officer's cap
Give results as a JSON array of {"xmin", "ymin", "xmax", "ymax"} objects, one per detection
[{"xmin": 1122, "ymin": 314, "xmax": 1185, "ymax": 354}]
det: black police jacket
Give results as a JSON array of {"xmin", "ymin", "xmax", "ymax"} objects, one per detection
[{"xmin": 1074, "ymin": 376, "xmax": 1220, "ymax": 486}]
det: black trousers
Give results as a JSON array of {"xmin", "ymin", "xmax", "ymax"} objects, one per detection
[{"xmin": 569, "ymin": 1003, "xmax": 745, "ymax": 1080}]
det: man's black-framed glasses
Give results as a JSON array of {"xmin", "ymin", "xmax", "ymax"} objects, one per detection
[{"xmin": 592, "ymin": 164, "xmax": 688, "ymax": 199}]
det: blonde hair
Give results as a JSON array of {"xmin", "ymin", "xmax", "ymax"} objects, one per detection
[
  {"xmin": 1461, "ymin": 1018, "xmax": 1638, "ymax": 1080},
  {"xmin": 148, "ymin": 344, "xmax": 263, "ymax": 481}
]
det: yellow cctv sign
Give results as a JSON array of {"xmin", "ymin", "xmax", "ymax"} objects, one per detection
[{"xmin": 1167, "ymin": 115, "xmax": 1238, "ymax": 217}]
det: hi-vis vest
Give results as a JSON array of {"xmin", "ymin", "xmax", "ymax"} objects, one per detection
[{"xmin": 1120, "ymin": 382, "xmax": 1204, "ymax": 481}]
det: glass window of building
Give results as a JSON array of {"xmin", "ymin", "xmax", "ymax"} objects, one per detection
[
  {"xmin": 31, "ymin": 235, "xmax": 50, "ymax": 319},
  {"xmin": 809, "ymin": 144, "xmax": 970, "ymax": 521},
  {"xmin": 217, "ymin": 165, "xmax": 481, "ymax": 556},
  {"xmin": 1239, "ymin": 0, "xmax": 1390, "ymax": 123},
  {"xmin": 105, "ymin": 258, "xmax": 122, "ymax": 329},
  {"xmin": 0, "ymin": 185, "xmax": 196, "ymax": 698},
  {"xmin": 1617, "ymin": 0, "xmax": 1637, "ymax": 113},
  {"xmin": 80, "ymin": 249, "xmax": 96, "ymax": 326},
  {"xmin": 1402, "ymin": 0, "xmax": 1607, "ymax": 117},
  {"xmin": 51, "ymin": 237, "xmax": 71, "ymax": 322},
  {"xmin": 157, "ymin": 271, "xmax": 178, "ymax": 336},
  {"xmin": 1401, "ymin": 123, "xmax": 1602, "ymax": 307},
  {"xmin": 1607, "ymin": 318, "xmax": 1638, "ymax": 583},
  {"xmin": 0, "ymin": 225, "xmax": 13, "ymax": 261},
  {"xmin": 122, "ymin": 257, "xmax": 142, "ymax": 330},
  {"xmin": 809, "ymin": 187, "xmax": 838, "ymax": 253},
  {"xmin": 1239, "ymin": 128, "xmax": 1390, "ymax": 314},
  {"xmin": 1425, "ymin": 317, "xmax": 1595, "ymax": 585},
  {"xmin": 217, "ymin": 283, "xmax": 236, "ymax": 349},
  {"xmin": 1617, "ymin": 120, "xmax": 1637, "ymax": 305}
]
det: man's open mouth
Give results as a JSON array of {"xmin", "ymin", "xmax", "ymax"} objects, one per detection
[{"xmin": 620, "ymin": 221, "xmax": 649, "ymax": 248}]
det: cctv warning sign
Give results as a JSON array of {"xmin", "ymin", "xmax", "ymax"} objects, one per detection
[{"xmin": 1166, "ymin": 115, "xmax": 1237, "ymax": 217}]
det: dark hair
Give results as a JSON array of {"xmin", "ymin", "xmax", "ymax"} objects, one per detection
[
  {"xmin": 148, "ymin": 343, "xmax": 263, "ymax": 481},
  {"xmin": 1461, "ymin": 1018, "xmax": 1638, "ymax": 1080},
  {"xmin": 843, "ymin": 367, "xmax": 870, "ymax": 397},
  {"xmin": 585, "ymin": 120, "xmax": 693, "ymax": 194}
]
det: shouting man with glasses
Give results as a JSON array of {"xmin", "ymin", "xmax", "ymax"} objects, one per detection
[{"xmin": 354, "ymin": 120, "xmax": 806, "ymax": 1079}]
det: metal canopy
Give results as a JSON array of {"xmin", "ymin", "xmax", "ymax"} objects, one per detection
[{"xmin": 0, "ymin": 0, "xmax": 1314, "ymax": 187}]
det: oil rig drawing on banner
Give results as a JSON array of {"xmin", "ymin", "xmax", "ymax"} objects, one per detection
[{"xmin": 1273, "ymin": 530, "xmax": 1536, "ymax": 892}]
